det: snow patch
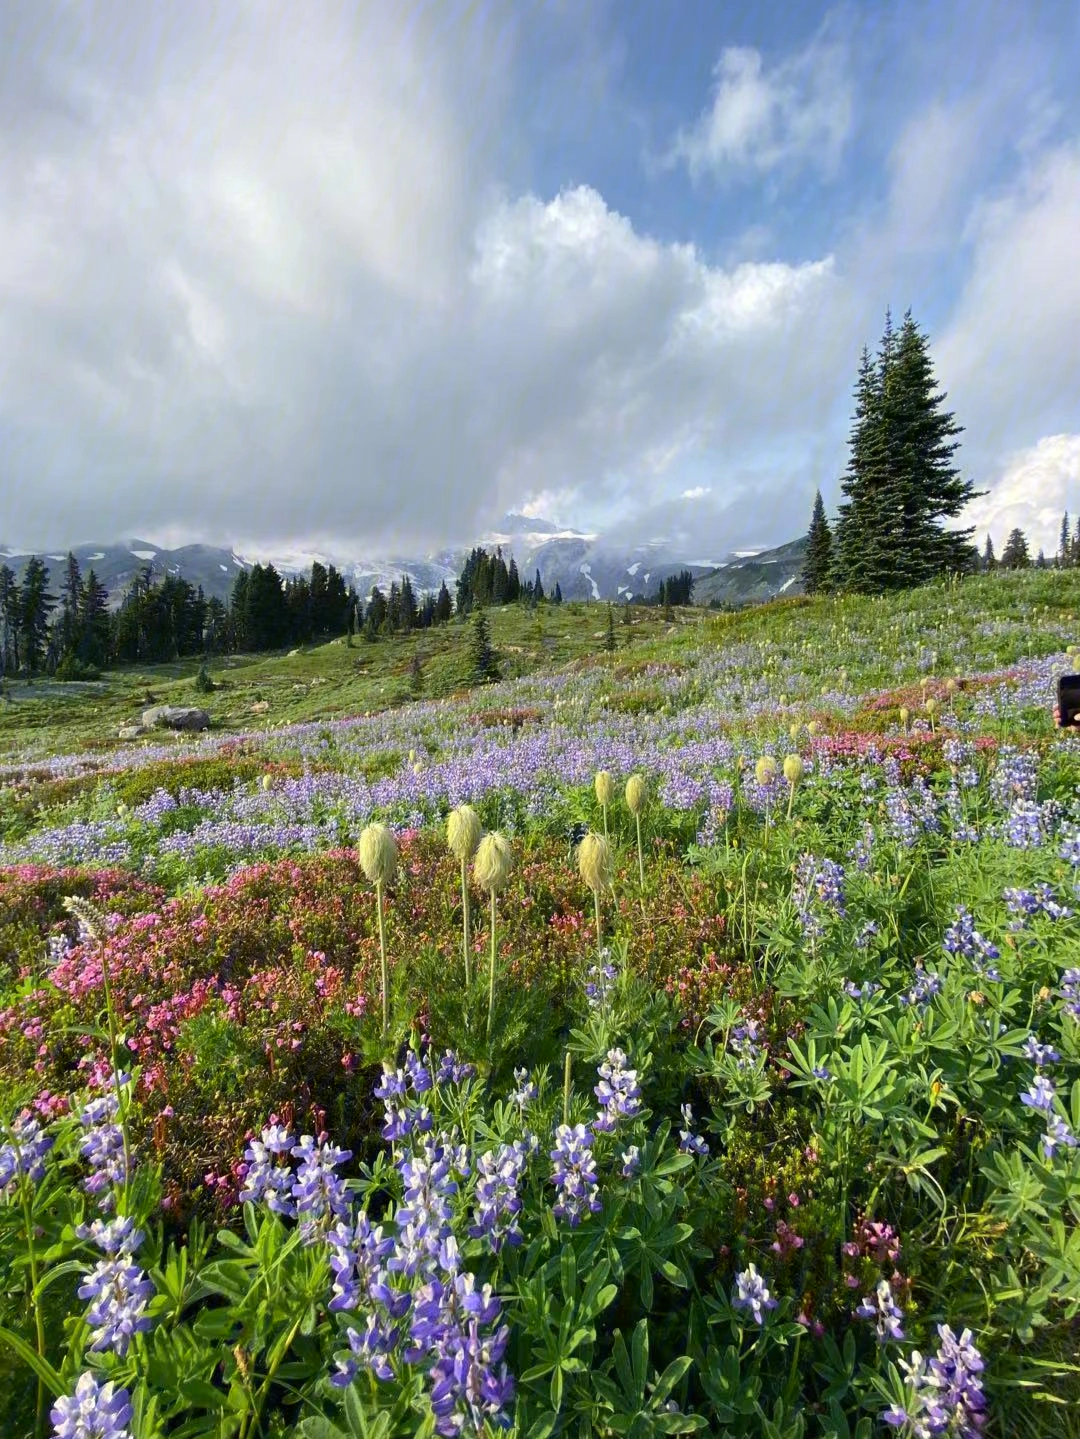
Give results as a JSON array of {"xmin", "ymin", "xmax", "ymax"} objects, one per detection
[
  {"xmin": 47, "ymin": 554, "xmax": 66, "ymax": 561},
  {"xmin": 778, "ymin": 576, "xmax": 798, "ymax": 593},
  {"xmin": 130, "ymin": 549, "xmax": 156, "ymax": 560},
  {"xmin": 734, "ymin": 548, "xmax": 764, "ymax": 558},
  {"xmin": 219, "ymin": 564, "xmax": 229, "ymax": 572},
  {"xmin": 626, "ymin": 562, "xmax": 641, "ymax": 576},
  {"xmin": 87, "ymin": 551, "xmax": 105, "ymax": 561},
  {"xmin": 578, "ymin": 563, "xmax": 600, "ymax": 600}
]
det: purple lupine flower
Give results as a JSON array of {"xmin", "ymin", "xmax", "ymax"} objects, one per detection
[
  {"xmin": 325, "ymin": 1211, "xmax": 395, "ymax": 1312},
  {"xmin": 0, "ymin": 1112, "xmax": 54, "ymax": 1191},
  {"xmin": 1061, "ymin": 968, "xmax": 1080, "ymax": 1021},
  {"xmin": 290, "ymin": 1135, "xmax": 353, "ymax": 1241},
  {"xmin": 900, "ymin": 968, "xmax": 943, "ymax": 1009},
  {"xmin": 405, "ymin": 1049, "xmax": 434, "ymax": 1095},
  {"xmin": 331, "ymin": 1315, "xmax": 401, "ymax": 1386},
  {"xmin": 470, "ymin": 1141, "xmax": 529, "ymax": 1252},
  {"xmin": 508, "ymin": 1068, "xmax": 538, "ymax": 1111},
  {"xmin": 1021, "ymin": 1036, "xmax": 1060, "ymax": 1068},
  {"xmin": 549, "ymin": 1124, "xmax": 601, "ymax": 1226},
  {"xmin": 77, "ymin": 1258, "xmax": 154, "ymax": 1356},
  {"xmin": 75, "ymin": 1215, "xmax": 144, "ymax": 1256},
  {"xmin": 1042, "ymin": 1113, "xmax": 1079, "ymax": 1160},
  {"xmin": 50, "ymin": 1371, "xmax": 133, "ymax": 1439},
  {"xmin": 678, "ymin": 1103, "xmax": 709, "ymax": 1158},
  {"xmin": 729, "ymin": 1020, "xmax": 763, "ymax": 1066},
  {"xmin": 855, "ymin": 1279, "xmax": 905, "ymax": 1343},
  {"xmin": 732, "ymin": 1264, "xmax": 777, "ymax": 1325},
  {"xmin": 78, "ymin": 1095, "xmax": 128, "ymax": 1211},
  {"xmin": 584, "ymin": 959, "xmax": 617, "ymax": 1008},
  {"xmin": 239, "ymin": 1126, "xmax": 297, "ymax": 1216},
  {"xmin": 812, "ymin": 1065, "xmax": 833, "ymax": 1082},
  {"xmin": 1059, "ymin": 830, "xmax": 1080, "ymax": 865},
  {"xmin": 592, "ymin": 1049, "xmax": 642, "ymax": 1132},
  {"xmin": 854, "ymin": 920, "xmax": 879, "ymax": 950},
  {"xmin": 930, "ymin": 1325, "xmax": 987, "ymax": 1436},
  {"xmin": 844, "ymin": 980, "xmax": 880, "ymax": 1002},
  {"xmin": 436, "ymin": 1051, "xmax": 475, "ymax": 1085},
  {"xmin": 620, "ymin": 1145, "xmax": 641, "ymax": 1179},
  {"xmin": 1020, "ymin": 1075, "xmax": 1056, "ymax": 1114}
]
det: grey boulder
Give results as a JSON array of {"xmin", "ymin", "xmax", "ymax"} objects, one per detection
[{"xmin": 141, "ymin": 705, "xmax": 211, "ymax": 731}]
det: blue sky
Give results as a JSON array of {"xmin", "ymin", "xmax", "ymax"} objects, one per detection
[{"xmin": 1, "ymin": 0, "xmax": 1078, "ymax": 560}]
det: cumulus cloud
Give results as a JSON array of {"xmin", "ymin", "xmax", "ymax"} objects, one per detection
[
  {"xmin": 960, "ymin": 434, "xmax": 1080, "ymax": 556},
  {"xmin": 681, "ymin": 486, "xmax": 711, "ymax": 500},
  {"xmin": 0, "ymin": 0, "xmax": 848, "ymax": 558},
  {"xmin": 665, "ymin": 32, "xmax": 853, "ymax": 182}
]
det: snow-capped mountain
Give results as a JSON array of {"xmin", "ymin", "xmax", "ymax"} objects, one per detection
[{"xmin": 0, "ymin": 517, "xmax": 806, "ymax": 608}]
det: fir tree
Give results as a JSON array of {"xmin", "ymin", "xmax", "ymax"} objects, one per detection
[
  {"xmin": 469, "ymin": 610, "xmax": 499, "ymax": 685},
  {"xmin": 1000, "ymin": 528, "xmax": 1031, "ymax": 570},
  {"xmin": 604, "ymin": 604, "xmax": 616, "ymax": 652},
  {"xmin": 552, "ymin": 581, "xmax": 563, "ymax": 605},
  {"xmin": 1060, "ymin": 511, "xmax": 1071, "ymax": 568},
  {"xmin": 982, "ymin": 535, "xmax": 996, "ymax": 571},
  {"xmin": 435, "ymin": 582, "xmax": 453, "ymax": 625},
  {"xmin": 800, "ymin": 489, "xmax": 832, "ymax": 593},
  {"xmin": 0, "ymin": 564, "xmax": 19, "ymax": 675},
  {"xmin": 19, "ymin": 557, "xmax": 56, "ymax": 673},
  {"xmin": 533, "ymin": 569, "xmax": 545, "ymax": 603}
]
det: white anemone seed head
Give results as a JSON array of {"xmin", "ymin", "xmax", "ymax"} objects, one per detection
[
  {"xmin": 359, "ymin": 823, "xmax": 398, "ymax": 887},
  {"xmin": 262, "ymin": 774, "xmax": 273, "ymax": 791},
  {"xmin": 625, "ymin": 773, "xmax": 646, "ymax": 815},
  {"xmin": 447, "ymin": 804, "xmax": 482, "ymax": 862},
  {"xmin": 783, "ymin": 754, "xmax": 804, "ymax": 785},
  {"xmin": 474, "ymin": 831, "xmax": 513, "ymax": 894},
  {"xmin": 594, "ymin": 770, "xmax": 614, "ymax": 807},
  {"xmin": 899, "ymin": 706, "xmax": 910, "ymax": 725},
  {"xmin": 578, "ymin": 832, "xmax": 614, "ymax": 894}
]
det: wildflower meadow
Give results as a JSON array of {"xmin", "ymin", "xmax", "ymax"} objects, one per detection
[{"xmin": 2, "ymin": 573, "xmax": 1079, "ymax": 1438}]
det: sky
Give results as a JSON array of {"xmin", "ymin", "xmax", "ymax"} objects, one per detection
[{"xmin": 1, "ymin": 0, "xmax": 1078, "ymax": 562}]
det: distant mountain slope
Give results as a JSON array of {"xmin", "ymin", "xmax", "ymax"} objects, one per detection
[
  {"xmin": 1, "ymin": 520, "xmax": 808, "ymax": 609},
  {"xmin": 692, "ymin": 535, "xmax": 808, "ymax": 607}
]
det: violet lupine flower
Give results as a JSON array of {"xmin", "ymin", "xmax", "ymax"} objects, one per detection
[
  {"xmin": 678, "ymin": 1104, "xmax": 709, "ymax": 1158},
  {"xmin": 1021, "ymin": 1036, "xmax": 1060, "ymax": 1068},
  {"xmin": 593, "ymin": 1049, "xmax": 642, "ymax": 1133},
  {"xmin": 389, "ymin": 1136, "xmax": 465, "ymax": 1279},
  {"xmin": 331, "ymin": 1315, "xmax": 401, "ymax": 1386},
  {"xmin": 408, "ymin": 1273, "xmax": 515, "ymax": 1437},
  {"xmin": 584, "ymin": 959, "xmax": 617, "ymax": 1008},
  {"xmin": 1058, "ymin": 968, "xmax": 1080, "ymax": 1021},
  {"xmin": 1041, "ymin": 1113, "xmax": 1079, "ymax": 1160},
  {"xmin": 290, "ymin": 1135, "xmax": 353, "ymax": 1241},
  {"xmin": 1004, "ymin": 884, "xmax": 1072, "ymax": 925},
  {"xmin": 549, "ymin": 1124, "xmax": 602, "ymax": 1227},
  {"xmin": 508, "ymin": 1068, "xmax": 538, "ymax": 1111},
  {"xmin": 930, "ymin": 1325, "xmax": 987, "ymax": 1436},
  {"xmin": 325, "ymin": 1210, "xmax": 395, "ymax": 1312},
  {"xmin": 729, "ymin": 1020, "xmax": 763, "ymax": 1066},
  {"xmin": 375, "ymin": 1064, "xmax": 434, "ymax": 1144},
  {"xmin": 78, "ymin": 1095, "xmax": 127, "ymax": 1211},
  {"xmin": 238, "ymin": 1125, "xmax": 296, "ymax": 1216},
  {"xmin": 77, "ymin": 1257, "xmax": 154, "ymax": 1356},
  {"xmin": 732, "ymin": 1264, "xmax": 777, "ymax": 1325},
  {"xmin": 1058, "ymin": 831, "xmax": 1080, "ymax": 866},
  {"xmin": 900, "ymin": 969, "xmax": 943, "ymax": 1009},
  {"xmin": 50, "ymin": 1371, "xmax": 133, "ymax": 1439},
  {"xmin": 855, "ymin": 920, "xmax": 879, "ymax": 951},
  {"xmin": 75, "ymin": 1215, "xmax": 144, "ymax": 1256},
  {"xmin": 436, "ymin": 1051, "xmax": 475, "ymax": 1086},
  {"xmin": 0, "ymin": 1111, "xmax": 54, "ymax": 1191},
  {"xmin": 620, "ymin": 1145, "xmax": 641, "ymax": 1178},
  {"xmin": 844, "ymin": 980, "xmax": 881, "ymax": 1003},
  {"xmin": 1020, "ymin": 1075, "xmax": 1056, "ymax": 1114},
  {"xmin": 856, "ymin": 1279, "xmax": 906, "ymax": 1343},
  {"xmin": 470, "ymin": 1141, "xmax": 529, "ymax": 1252},
  {"xmin": 812, "ymin": 1065, "xmax": 833, "ymax": 1082},
  {"xmin": 404, "ymin": 1049, "xmax": 434, "ymax": 1095}
]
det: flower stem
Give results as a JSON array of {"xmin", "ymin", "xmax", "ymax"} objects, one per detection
[
  {"xmin": 460, "ymin": 858, "xmax": 471, "ymax": 989},
  {"xmin": 376, "ymin": 880, "xmax": 388, "ymax": 1037},
  {"xmin": 593, "ymin": 887, "xmax": 603, "ymax": 957},
  {"xmin": 487, "ymin": 889, "xmax": 498, "ymax": 1039},
  {"xmin": 563, "ymin": 1050, "xmax": 572, "ymax": 1126}
]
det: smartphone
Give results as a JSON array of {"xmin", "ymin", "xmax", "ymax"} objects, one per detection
[{"xmin": 1058, "ymin": 674, "xmax": 1080, "ymax": 727}]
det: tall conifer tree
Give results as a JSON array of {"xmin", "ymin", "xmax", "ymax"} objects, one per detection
[{"xmin": 800, "ymin": 490, "xmax": 832, "ymax": 593}]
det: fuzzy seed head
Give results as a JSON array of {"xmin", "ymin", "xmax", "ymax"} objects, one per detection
[
  {"xmin": 473, "ymin": 831, "xmax": 513, "ymax": 893},
  {"xmin": 594, "ymin": 770, "xmax": 614, "ymax": 807},
  {"xmin": 806, "ymin": 721, "xmax": 819, "ymax": 737},
  {"xmin": 262, "ymin": 774, "xmax": 273, "ymax": 791},
  {"xmin": 783, "ymin": 754, "xmax": 804, "ymax": 785},
  {"xmin": 359, "ymin": 823, "xmax": 398, "ymax": 887},
  {"xmin": 625, "ymin": 773, "xmax": 646, "ymax": 815},
  {"xmin": 946, "ymin": 677, "xmax": 958, "ymax": 695},
  {"xmin": 577, "ymin": 831, "xmax": 614, "ymax": 893},
  {"xmin": 925, "ymin": 696, "xmax": 938, "ymax": 715},
  {"xmin": 755, "ymin": 756, "xmax": 778, "ymax": 786},
  {"xmin": 899, "ymin": 706, "xmax": 910, "ymax": 725},
  {"xmin": 446, "ymin": 804, "xmax": 482, "ymax": 862}
]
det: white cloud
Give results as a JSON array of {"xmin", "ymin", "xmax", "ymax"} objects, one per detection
[
  {"xmin": 681, "ymin": 485, "xmax": 711, "ymax": 500},
  {"xmin": 666, "ymin": 34, "xmax": 852, "ymax": 182},
  {"xmin": 960, "ymin": 434, "xmax": 1080, "ymax": 555}
]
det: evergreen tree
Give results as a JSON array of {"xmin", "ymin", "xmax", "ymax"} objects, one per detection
[
  {"xmin": 203, "ymin": 595, "xmax": 228, "ymax": 655},
  {"xmin": 831, "ymin": 310, "xmax": 979, "ymax": 592},
  {"xmin": 1036, "ymin": 548, "xmax": 1047, "ymax": 569},
  {"xmin": 1000, "ymin": 528, "xmax": 1031, "ymax": 570},
  {"xmin": 58, "ymin": 553, "xmax": 85, "ymax": 660},
  {"xmin": 604, "ymin": 604, "xmax": 616, "ymax": 652},
  {"xmin": 399, "ymin": 575, "xmax": 418, "ymax": 631},
  {"xmin": 507, "ymin": 556, "xmax": 521, "ymax": 602},
  {"xmin": 408, "ymin": 653, "xmax": 424, "ymax": 697},
  {"xmin": 0, "ymin": 564, "xmax": 20, "ymax": 675},
  {"xmin": 81, "ymin": 570, "xmax": 112, "ymax": 667},
  {"xmin": 435, "ymin": 582, "xmax": 453, "ymax": 625},
  {"xmin": 1060, "ymin": 511, "xmax": 1071, "ymax": 568},
  {"xmin": 469, "ymin": 610, "xmax": 499, "ymax": 684},
  {"xmin": 982, "ymin": 535, "xmax": 996, "ymax": 571},
  {"xmin": 533, "ymin": 569, "xmax": 545, "ymax": 603},
  {"xmin": 19, "ymin": 558, "xmax": 56, "ymax": 673},
  {"xmin": 552, "ymin": 581, "xmax": 563, "ymax": 605},
  {"xmin": 365, "ymin": 587, "xmax": 387, "ymax": 640},
  {"xmin": 800, "ymin": 490, "xmax": 832, "ymax": 593}
]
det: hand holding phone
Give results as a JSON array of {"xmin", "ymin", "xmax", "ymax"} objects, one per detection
[{"xmin": 1056, "ymin": 674, "xmax": 1080, "ymax": 727}]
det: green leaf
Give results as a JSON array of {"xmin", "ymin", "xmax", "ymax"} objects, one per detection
[{"xmin": 0, "ymin": 1326, "xmax": 65, "ymax": 1397}]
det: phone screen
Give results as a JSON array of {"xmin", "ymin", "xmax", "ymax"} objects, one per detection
[{"xmin": 1058, "ymin": 674, "xmax": 1080, "ymax": 727}]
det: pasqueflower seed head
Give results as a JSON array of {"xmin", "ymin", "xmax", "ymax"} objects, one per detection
[
  {"xmin": 359, "ymin": 824, "xmax": 398, "ymax": 887},
  {"xmin": 446, "ymin": 805, "xmax": 482, "ymax": 862},
  {"xmin": 577, "ymin": 832, "xmax": 614, "ymax": 894},
  {"xmin": 473, "ymin": 832, "xmax": 512, "ymax": 893}
]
